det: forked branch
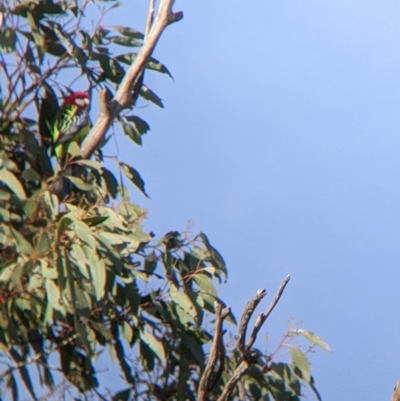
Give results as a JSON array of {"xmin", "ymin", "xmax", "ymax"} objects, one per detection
[
  {"xmin": 81, "ymin": 0, "xmax": 183, "ymax": 158},
  {"xmin": 198, "ymin": 276, "xmax": 290, "ymax": 401}
]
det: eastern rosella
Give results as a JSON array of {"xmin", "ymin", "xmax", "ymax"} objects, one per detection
[{"xmin": 52, "ymin": 91, "xmax": 90, "ymax": 164}]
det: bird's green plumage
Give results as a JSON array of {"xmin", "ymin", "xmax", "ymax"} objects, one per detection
[{"xmin": 52, "ymin": 102, "xmax": 90, "ymax": 162}]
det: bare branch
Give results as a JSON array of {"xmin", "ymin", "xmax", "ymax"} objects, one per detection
[
  {"xmin": 217, "ymin": 360, "xmax": 249, "ymax": 401},
  {"xmin": 207, "ymin": 332, "xmax": 226, "ymax": 393},
  {"xmin": 81, "ymin": 0, "xmax": 183, "ymax": 158},
  {"xmin": 197, "ymin": 302, "xmax": 230, "ymax": 401},
  {"xmin": 215, "ymin": 276, "xmax": 291, "ymax": 401},
  {"xmin": 246, "ymin": 275, "xmax": 290, "ymax": 352},
  {"xmin": 237, "ymin": 289, "xmax": 267, "ymax": 357}
]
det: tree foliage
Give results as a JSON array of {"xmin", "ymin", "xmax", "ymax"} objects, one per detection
[{"xmin": 0, "ymin": 1, "xmax": 328, "ymax": 400}]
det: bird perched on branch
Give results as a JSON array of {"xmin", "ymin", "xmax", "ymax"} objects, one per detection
[{"xmin": 52, "ymin": 91, "xmax": 90, "ymax": 164}]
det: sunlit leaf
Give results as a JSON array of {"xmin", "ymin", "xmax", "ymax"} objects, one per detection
[
  {"xmin": 295, "ymin": 329, "xmax": 331, "ymax": 352},
  {"xmin": 290, "ymin": 347, "xmax": 311, "ymax": 382},
  {"xmin": 139, "ymin": 329, "xmax": 165, "ymax": 362},
  {"xmin": 0, "ymin": 168, "xmax": 26, "ymax": 200}
]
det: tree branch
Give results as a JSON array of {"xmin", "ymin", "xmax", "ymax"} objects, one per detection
[
  {"xmin": 245, "ymin": 274, "xmax": 290, "ymax": 352},
  {"xmin": 197, "ymin": 302, "xmax": 230, "ymax": 401},
  {"xmin": 217, "ymin": 276, "xmax": 291, "ymax": 401},
  {"xmin": 217, "ymin": 360, "xmax": 249, "ymax": 401},
  {"xmin": 237, "ymin": 289, "xmax": 267, "ymax": 357},
  {"xmin": 81, "ymin": 0, "xmax": 183, "ymax": 158}
]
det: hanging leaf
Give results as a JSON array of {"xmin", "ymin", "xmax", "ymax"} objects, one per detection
[
  {"xmin": 116, "ymin": 53, "xmax": 173, "ymax": 78},
  {"xmin": 120, "ymin": 121, "xmax": 142, "ymax": 146},
  {"xmin": 140, "ymin": 85, "xmax": 164, "ymax": 108},
  {"xmin": 126, "ymin": 115, "xmax": 150, "ymax": 136},
  {"xmin": 119, "ymin": 162, "xmax": 148, "ymax": 197},
  {"xmin": 139, "ymin": 329, "xmax": 165, "ymax": 362}
]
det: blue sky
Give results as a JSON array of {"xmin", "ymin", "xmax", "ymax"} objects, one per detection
[{"xmin": 93, "ymin": 0, "xmax": 400, "ymax": 399}]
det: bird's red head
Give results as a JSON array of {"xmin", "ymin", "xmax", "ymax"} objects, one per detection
[{"xmin": 63, "ymin": 91, "xmax": 90, "ymax": 109}]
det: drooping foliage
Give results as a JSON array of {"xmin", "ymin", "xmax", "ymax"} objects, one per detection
[{"xmin": 0, "ymin": 1, "xmax": 328, "ymax": 400}]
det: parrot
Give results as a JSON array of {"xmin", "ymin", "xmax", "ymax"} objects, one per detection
[{"xmin": 52, "ymin": 91, "xmax": 91, "ymax": 164}]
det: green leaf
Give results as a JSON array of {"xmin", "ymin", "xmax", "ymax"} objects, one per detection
[
  {"xmin": 199, "ymin": 232, "xmax": 228, "ymax": 281},
  {"xmin": 126, "ymin": 115, "xmax": 150, "ymax": 136},
  {"xmin": 45, "ymin": 277, "xmax": 65, "ymax": 316},
  {"xmin": 140, "ymin": 85, "xmax": 164, "ymax": 108},
  {"xmin": 35, "ymin": 230, "xmax": 52, "ymax": 255},
  {"xmin": 65, "ymin": 176, "xmax": 94, "ymax": 191},
  {"xmin": 109, "ymin": 35, "xmax": 142, "ymax": 47},
  {"xmin": 114, "ymin": 328, "xmax": 135, "ymax": 385},
  {"xmin": 9, "ymin": 225, "xmax": 34, "ymax": 255},
  {"xmin": 121, "ymin": 320, "xmax": 134, "ymax": 343},
  {"xmin": 146, "ymin": 57, "xmax": 173, "ymax": 79},
  {"xmin": 83, "ymin": 216, "xmax": 109, "ymax": 227},
  {"xmin": 0, "ymin": 168, "xmax": 26, "ymax": 200},
  {"xmin": 112, "ymin": 26, "xmax": 144, "ymax": 40},
  {"xmin": 0, "ymin": 27, "xmax": 17, "ymax": 53},
  {"xmin": 89, "ymin": 256, "xmax": 106, "ymax": 301},
  {"xmin": 72, "ymin": 220, "xmax": 97, "ymax": 248},
  {"xmin": 296, "ymin": 329, "xmax": 331, "ymax": 352},
  {"xmin": 290, "ymin": 347, "xmax": 311, "ymax": 382},
  {"xmin": 170, "ymin": 284, "xmax": 197, "ymax": 326},
  {"xmin": 139, "ymin": 329, "xmax": 165, "ymax": 362},
  {"xmin": 192, "ymin": 272, "xmax": 218, "ymax": 298},
  {"xmin": 180, "ymin": 332, "xmax": 205, "ymax": 365},
  {"xmin": 116, "ymin": 53, "xmax": 173, "ymax": 78},
  {"xmin": 58, "ymin": 216, "xmax": 74, "ymax": 237},
  {"xmin": 65, "ymin": 141, "xmax": 81, "ymax": 158},
  {"xmin": 120, "ymin": 122, "xmax": 142, "ymax": 146},
  {"xmin": 72, "ymin": 159, "xmax": 103, "ymax": 171},
  {"xmin": 102, "ymin": 168, "xmax": 119, "ymax": 198},
  {"xmin": 119, "ymin": 162, "xmax": 148, "ymax": 197},
  {"xmin": 98, "ymin": 54, "xmax": 125, "ymax": 83}
]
